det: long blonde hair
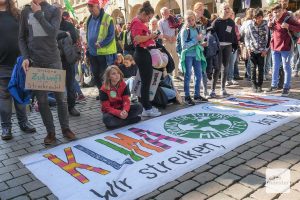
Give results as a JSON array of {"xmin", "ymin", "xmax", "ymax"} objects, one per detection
[
  {"xmin": 184, "ymin": 10, "xmax": 196, "ymax": 28},
  {"xmin": 103, "ymin": 65, "xmax": 124, "ymax": 89}
]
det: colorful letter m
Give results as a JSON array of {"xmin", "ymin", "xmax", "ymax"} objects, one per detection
[{"xmin": 44, "ymin": 147, "xmax": 110, "ymax": 184}]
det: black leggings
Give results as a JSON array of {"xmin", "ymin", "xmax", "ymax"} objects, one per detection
[
  {"xmin": 218, "ymin": 45, "xmax": 232, "ymax": 90},
  {"xmin": 134, "ymin": 47, "xmax": 153, "ymax": 110},
  {"xmin": 103, "ymin": 104, "xmax": 142, "ymax": 129}
]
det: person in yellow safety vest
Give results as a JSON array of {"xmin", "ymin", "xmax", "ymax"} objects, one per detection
[{"xmin": 86, "ymin": 0, "xmax": 117, "ymax": 100}]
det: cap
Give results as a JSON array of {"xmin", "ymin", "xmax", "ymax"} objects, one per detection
[{"xmin": 87, "ymin": 0, "xmax": 99, "ymax": 5}]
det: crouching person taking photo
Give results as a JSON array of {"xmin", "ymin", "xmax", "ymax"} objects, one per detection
[{"xmin": 100, "ymin": 65, "xmax": 142, "ymax": 129}]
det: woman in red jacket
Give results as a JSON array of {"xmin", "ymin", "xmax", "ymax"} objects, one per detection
[{"xmin": 100, "ymin": 65, "xmax": 142, "ymax": 129}]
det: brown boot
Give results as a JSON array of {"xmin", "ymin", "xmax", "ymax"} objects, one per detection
[
  {"xmin": 44, "ymin": 133, "xmax": 56, "ymax": 145},
  {"xmin": 62, "ymin": 128, "xmax": 76, "ymax": 141}
]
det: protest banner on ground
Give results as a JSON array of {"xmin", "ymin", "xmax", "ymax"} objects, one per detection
[{"xmin": 21, "ymin": 95, "xmax": 300, "ymax": 200}]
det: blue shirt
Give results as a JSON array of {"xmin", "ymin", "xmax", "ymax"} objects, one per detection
[
  {"xmin": 88, "ymin": 16, "xmax": 101, "ymax": 56},
  {"xmin": 88, "ymin": 13, "xmax": 116, "ymax": 57},
  {"xmin": 181, "ymin": 27, "xmax": 200, "ymax": 57}
]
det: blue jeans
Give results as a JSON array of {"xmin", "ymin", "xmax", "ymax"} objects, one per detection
[
  {"xmin": 271, "ymin": 50, "xmax": 292, "ymax": 89},
  {"xmin": 264, "ymin": 49, "xmax": 272, "ymax": 76},
  {"xmin": 294, "ymin": 44, "xmax": 300, "ymax": 72},
  {"xmin": 161, "ymin": 87, "xmax": 176, "ymax": 100},
  {"xmin": 0, "ymin": 78, "xmax": 28, "ymax": 129},
  {"xmin": 184, "ymin": 56, "xmax": 202, "ymax": 97},
  {"xmin": 227, "ymin": 51, "xmax": 238, "ymax": 81}
]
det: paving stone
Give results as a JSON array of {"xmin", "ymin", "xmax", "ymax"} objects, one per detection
[
  {"xmin": 2, "ymin": 157, "xmax": 20, "ymax": 166},
  {"xmin": 269, "ymin": 146, "xmax": 291, "ymax": 155},
  {"xmin": 193, "ymin": 171, "xmax": 217, "ymax": 184},
  {"xmin": 250, "ymin": 187, "xmax": 278, "ymax": 200},
  {"xmin": 233, "ymin": 145, "xmax": 251, "ymax": 153},
  {"xmin": 292, "ymin": 181, "xmax": 300, "ymax": 192},
  {"xmin": 267, "ymin": 160, "xmax": 292, "ymax": 169},
  {"xmin": 28, "ymin": 187, "xmax": 52, "ymax": 199},
  {"xmin": 159, "ymin": 181, "xmax": 180, "ymax": 192},
  {"xmin": 0, "ymin": 147, "xmax": 13, "ymax": 156},
  {"xmin": 155, "ymin": 189, "xmax": 182, "ymax": 200},
  {"xmin": 255, "ymin": 134, "xmax": 273, "ymax": 142},
  {"xmin": 240, "ymin": 174, "xmax": 265, "ymax": 189},
  {"xmin": 180, "ymin": 191, "xmax": 207, "ymax": 200},
  {"xmin": 0, "ymin": 154, "xmax": 8, "ymax": 161},
  {"xmin": 11, "ymin": 196, "xmax": 30, "ymax": 200},
  {"xmin": 11, "ymin": 143, "xmax": 31, "ymax": 151},
  {"xmin": 223, "ymin": 183, "xmax": 253, "ymax": 199},
  {"xmin": 277, "ymin": 126, "xmax": 291, "ymax": 131},
  {"xmin": 280, "ymin": 140, "xmax": 299, "ymax": 149},
  {"xmin": 209, "ymin": 164, "xmax": 231, "ymax": 175},
  {"xmin": 177, "ymin": 172, "xmax": 196, "ymax": 182},
  {"xmin": 261, "ymin": 140, "xmax": 281, "ymax": 148},
  {"xmin": 221, "ymin": 151, "xmax": 239, "ymax": 160},
  {"xmin": 193, "ymin": 164, "xmax": 212, "ymax": 173},
  {"xmin": 248, "ymin": 145, "xmax": 269, "ymax": 154},
  {"xmin": 46, "ymin": 194, "xmax": 58, "ymax": 200},
  {"xmin": 291, "ymin": 162, "xmax": 300, "ymax": 172},
  {"xmin": 139, "ymin": 190, "xmax": 160, "ymax": 200},
  {"xmin": 253, "ymin": 167, "xmax": 267, "ymax": 178},
  {"xmin": 290, "ymin": 147, "xmax": 300, "ymax": 156},
  {"xmin": 0, "ymin": 186, "xmax": 26, "ymax": 200},
  {"xmin": 245, "ymin": 158, "xmax": 268, "ymax": 169},
  {"xmin": 25, "ymin": 145, "xmax": 45, "ymax": 153},
  {"xmin": 196, "ymin": 181, "xmax": 225, "ymax": 196},
  {"xmin": 290, "ymin": 170, "xmax": 300, "ymax": 185},
  {"xmin": 277, "ymin": 189, "xmax": 300, "ymax": 200},
  {"xmin": 208, "ymin": 157, "xmax": 226, "ymax": 166},
  {"xmin": 0, "ymin": 164, "xmax": 19, "ymax": 175},
  {"xmin": 0, "ymin": 173, "xmax": 13, "ymax": 182},
  {"xmin": 223, "ymin": 157, "xmax": 245, "ymax": 167},
  {"xmin": 11, "ymin": 168, "xmax": 31, "ymax": 178},
  {"xmin": 282, "ymin": 130, "xmax": 299, "ymax": 137},
  {"xmin": 238, "ymin": 151, "xmax": 258, "ymax": 160},
  {"xmin": 266, "ymin": 130, "xmax": 282, "ymax": 137},
  {"xmin": 272, "ymin": 135, "xmax": 290, "ymax": 143},
  {"xmin": 257, "ymin": 152, "xmax": 280, "ymax": 162},
  {"xmin": 6, "ymin": 175, "xmax": 32, "ymax": 188},
  {"xmin": 207, "ymin": 193, "xmax": 236, "ymax": 200},
  {"xmin": 174, "ymin": 180, "xmax": 200, "ymax": 193},
  {"xmin": 23, "ymin": 180, "xmax": 44, "ymax": 192},
  {"xmin": 291, "ymin": 135, "xmax": 300, "ymax": 142},
  {"xmin": 214, "ymin": 172, "xmax": 241, "ymax": 187},
  {"xmin": 279, "ymin": 153, "xmax": 300, "ymax": 165},
  {"xmin": 7, "ymin": 149, "xmax": 28, "ymax": 158},
  {"xmin": 0, "ymin": 182, "xmax": 8, "ymax": 192},
  {"xmin": 230, "ymin": 165, "xmax": 254, "ymax": 177}
]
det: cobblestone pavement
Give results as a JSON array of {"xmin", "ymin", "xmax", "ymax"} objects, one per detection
[{"xmin": 1, "ymin": 74, "xmax": 300, "ymax": 200}]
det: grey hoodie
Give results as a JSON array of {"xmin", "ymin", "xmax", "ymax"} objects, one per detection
[{"xmin": 18, "ymin": 1, "xmax": 61, "ymax": 67}]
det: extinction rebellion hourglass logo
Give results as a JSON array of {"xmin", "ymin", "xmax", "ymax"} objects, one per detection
[{"xmin": 164, "ymin": 113, "xmax": 248, "ymax": 139}]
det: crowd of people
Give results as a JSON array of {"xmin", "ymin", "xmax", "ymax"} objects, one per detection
[{"xmin": 0, "ymin": 0, "xmax": 300, "ymax": 144}]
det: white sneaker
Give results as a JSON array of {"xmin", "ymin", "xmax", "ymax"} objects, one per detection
[
  {"xmin": 141, "ymin": 108, "xmax": 161, "ymax": 117},
  {"xmin": 231, "ymin": 80, "xmax": 239, "ymax": 85}
]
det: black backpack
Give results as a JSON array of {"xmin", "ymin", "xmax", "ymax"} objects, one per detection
[
  {"xmin": 57, "ymin": 35, "xmax": 81, "ymax": 64},
  {"xmin": 151, "ymin": 86, "xmax": 168, "ymax": 108}
]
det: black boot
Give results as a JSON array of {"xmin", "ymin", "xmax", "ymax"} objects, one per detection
[{"xmin": 19, "ymin": 122, "xmax": 36, "ymax": 133}]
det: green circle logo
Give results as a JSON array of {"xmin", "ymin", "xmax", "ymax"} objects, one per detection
[{"xmin": 164, "ymin": 113, "xmax": 248, "ymax": 139}]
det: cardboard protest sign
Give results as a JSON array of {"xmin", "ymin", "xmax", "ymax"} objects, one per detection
[
  {"xmin": 132, "ymin": 69, "xmax": 162, "ymax": 101},
  {"xmin": 25, "ymin": 67, "xmax": 66, "ymax": 92}
]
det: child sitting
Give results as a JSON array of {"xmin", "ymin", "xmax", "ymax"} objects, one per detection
[
  {"xmin": 100, "ymin": 65, "xmax": 142, "ymax": 129},
  {"xmin": 115, "ymin": 53, "xmax": 125, "ymax": 67}
]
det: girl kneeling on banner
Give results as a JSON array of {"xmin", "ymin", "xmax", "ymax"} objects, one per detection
[
  {"xmin": 180, "ymin": 10, "xmax": 208, "ymax": 106},
  {"xmin": 100, "ymin": 65, "xmax": 142, "ymax": 129}
]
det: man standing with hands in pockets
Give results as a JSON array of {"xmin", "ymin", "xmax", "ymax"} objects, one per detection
[{"xmin": 19, "ymin": 0, "xmax": 76, "ymax": 145}]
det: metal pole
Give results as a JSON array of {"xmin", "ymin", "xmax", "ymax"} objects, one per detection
[{"xmin": 123, "ymin": 0, "xmax": 127, "ymax": 23}]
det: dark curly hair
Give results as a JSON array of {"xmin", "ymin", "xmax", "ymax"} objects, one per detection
[
  {"xmin": 138, "ymin": 1, "xmax": 154, "ymax": 15},
  {"xmin": 6, "ymin": 0, "xmax": 20, "ymax": 20}
]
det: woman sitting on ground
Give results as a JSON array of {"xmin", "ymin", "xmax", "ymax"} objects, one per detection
[{"xmin": 100, "ymin": 65, "xmax": 142, "ymax": 129}]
